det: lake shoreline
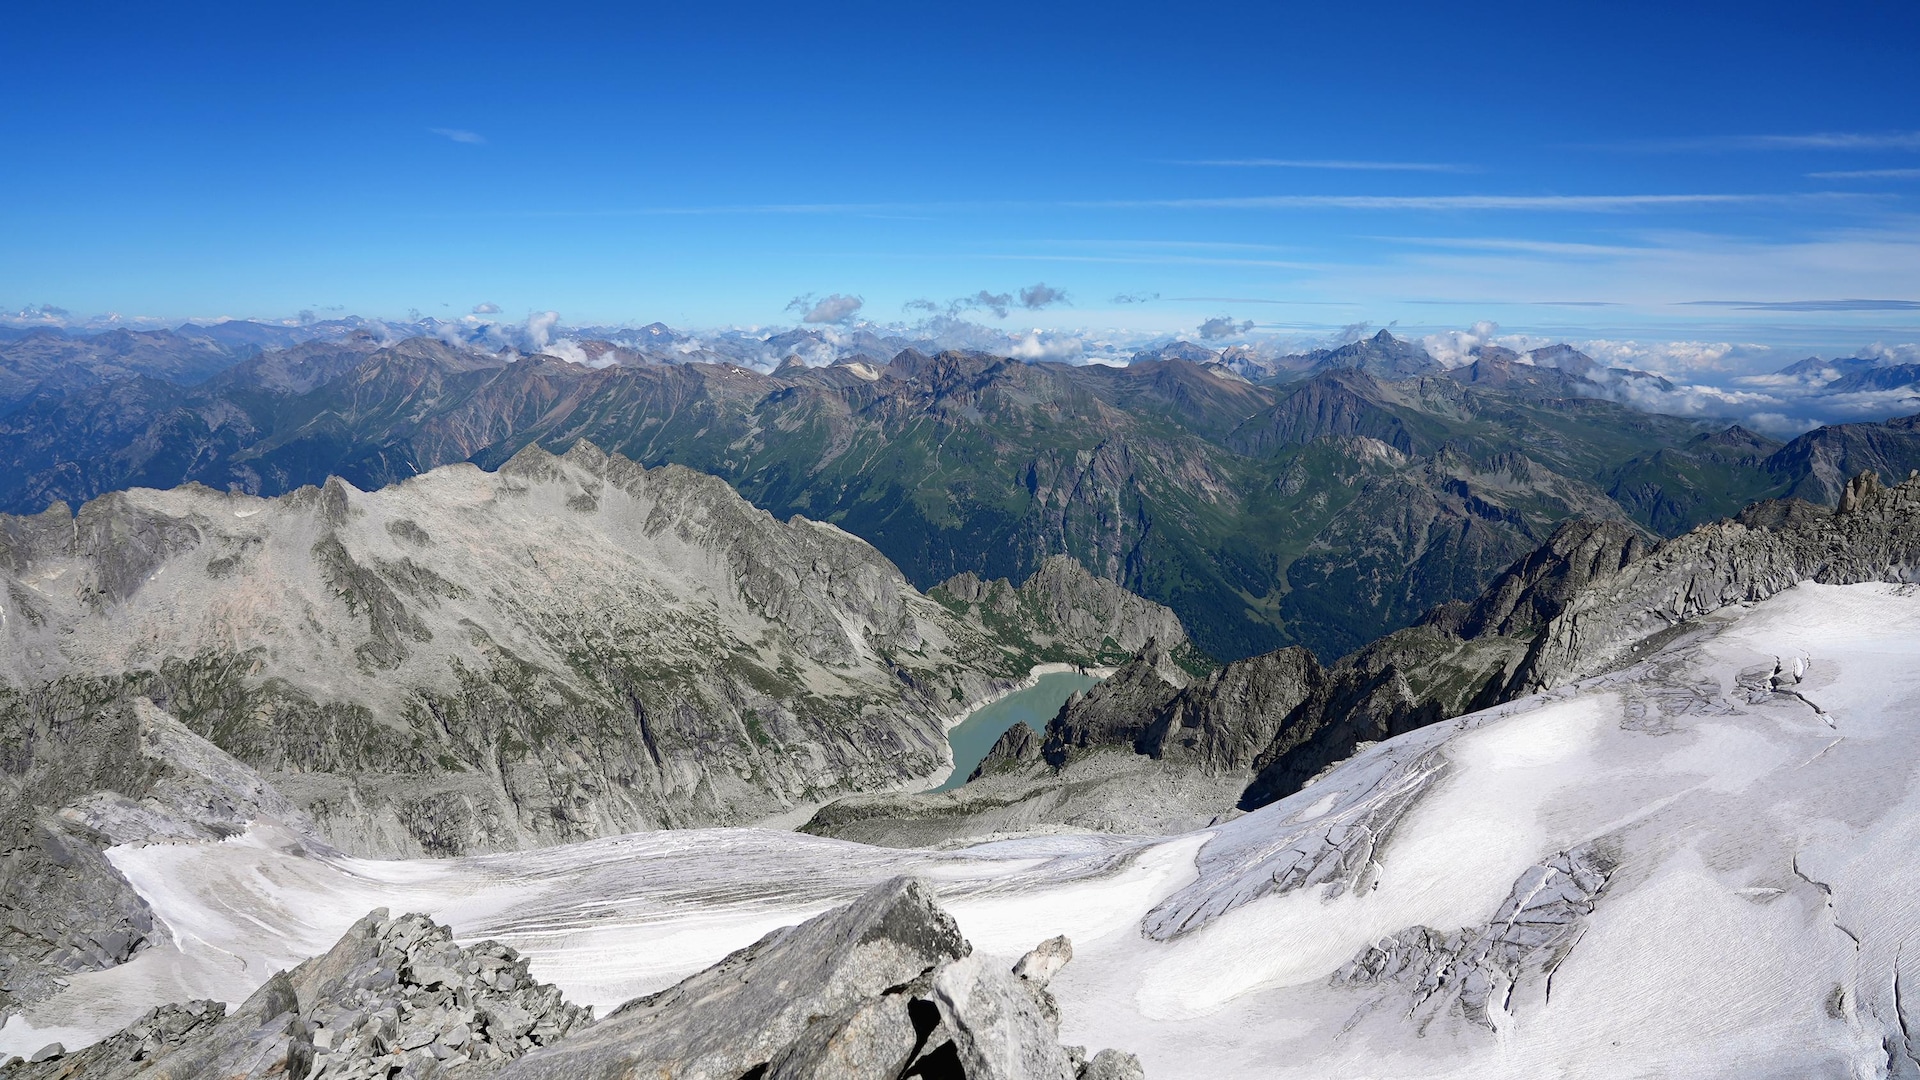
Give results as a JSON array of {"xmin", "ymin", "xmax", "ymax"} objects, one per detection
[{"xmin": 750, "ymin": 661, "xmax": 1117, "ymax": 829}]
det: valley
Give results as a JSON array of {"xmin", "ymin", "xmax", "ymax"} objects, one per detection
[{"xmin": 11, "ymin": 325, "xmax": 1918, "ymax": 664}]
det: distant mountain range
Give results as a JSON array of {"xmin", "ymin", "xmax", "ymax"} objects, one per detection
[{"xmin": 4, "ymin": 323, "xmax": 1920, "ymax": 662}]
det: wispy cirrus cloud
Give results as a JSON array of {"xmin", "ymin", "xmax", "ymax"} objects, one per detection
[
  {"xmin": 1607, "ymin": 131, "xmax": 1920, "ymax": 152},
  {"xmin": 1078, "ymin": 192, "xmax": 1860, "ymax": 212},
  {"xmin": 1808, "ymin": 168, "xmax": 1920, "ymax": 180},
  {"xmin": 431, "ymin": 127, "xmax": 486, "ymax": 144},
  {"xmin": 1166, "ymin": 158, "xmax": 1471, "ymax": 173},
  {"xmin": 1381, "ymin": 236, "xmax": 1655, "ymax": 256},
  {"xmin": 463, "ymin": 191, "xmax": 1861, "ymax": 219},
  {"xmin": 1681, "ymin": 299, "xmax": 1920, "ymax": 312}
]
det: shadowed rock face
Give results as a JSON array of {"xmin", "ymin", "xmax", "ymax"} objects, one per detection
[
  {"xmin": 1422, "ymin": 518, "xmax": 1648, "ymax": 641},
  {"xmin": 0, "ymin": 443, "xmax": 1182, "ymax": 858},
  {"xmin": 15, "ymin": 878, "xmax": 1144, "ymax": 1080},
  {"xmin": 1510, "ymin": 471, "xmax": 1920, "ymax": 694},
  {"xmin": 1243, "ymin": 470, "xmax": 1920, "ymax": 811},
  {"xmin": 1020, "ymin": 471, "xmax": 1920, "ymax": 821},
  {"xmin": 1040, "ymin": 640, "xmax": 1192, "ymax": 766},
  {"xmin": 1035, "ymin": 639, "xmax": 1325, "ymax": 777},
  {"xmin": 0, "ymin": 692, "xmax": 326, "ymax": 1020}
]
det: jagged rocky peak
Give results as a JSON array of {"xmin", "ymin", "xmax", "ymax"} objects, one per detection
[
  {"xmin": 1025, "ymin": 636, "xmax": 1324, "ymax": 776},
  {"xmin": 0, "ymin": 445, "xmax": 1182, "ymax": 859},
  {"xmin": 13, "ymin": 878, "xmax": 1143, "ymax": 1078},
  {"xmin": 1513, "ymin": 469, "xmax": 1920, "ymax": 693},
  {"xmin": 1039, "ymin": 638, "xmax": 1192, "ymax": 766},
  {"xmin": 6, "ymin": 908, "xmax": 590, "ymax": 1078},
  {"xmin": 1140, "ymin": 645, "xmax": 1325, "ymax": 773},
  {"xmin": 1424, "ymin": 517, "xmax": 1650, "ymax": 640}
]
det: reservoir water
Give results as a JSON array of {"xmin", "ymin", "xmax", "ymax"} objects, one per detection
[{"xmin": 933, "ymin": 670, "xmax": 1101, "ymax": 793}]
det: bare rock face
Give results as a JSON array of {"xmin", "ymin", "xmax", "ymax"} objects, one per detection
[
  {"xmin": 494, "ymin": 877, "xmax": 1136, "ymax": 1080},
  {"xmin": 934, "ymin": 554, "xmax": 1191, "ymax": 663},
  {"xmin": 971, "ymin": 719, "xmax": 1045, "ymax": 779},
  {"xmin": 4, "ymin": 910, "xmax": 591, "ymax": 1079},
  {"xmin": 0, "ymin": 693, "xmax": 324, "ymax": 1020},
  {"xmin": 1138, "ymin": 646, "xmax": 1324, "ymax": 772},
  {"xmin": 1424, "ymin": 518, "xmax": 1648, "ymax": 640},
  {"xmin": 1041, "ymin": 640, "xmax": 1190, "ymax": 766},
  {"xmin": 0, "ymin": 691, "xmax": 333, "ymax": 1021},
  {"xmin": 1334, "ymin": 846, "xmax": 1614, "ymax": 1034},
  {"xmin": 0, "ymin": 818, "xmax": 158, "ymax": 1020},
  {"xmin": 1036, "ymin": 637, "xmax": 1324, "ymax": 777},
  {"xmin": 0, "ymin": 443, "xmax": 1184, "ymax": 858},
  {"xmin": 929, "ymin": 954, "xmax": 1077, "ymax": 1080},
  {"xmin": 1512, "ymin": 471, "xmax": 1920, "ymax": 693},
  {"xmin": 500, "ymin": 876, "xmax": 967, "ymax": 1080}
]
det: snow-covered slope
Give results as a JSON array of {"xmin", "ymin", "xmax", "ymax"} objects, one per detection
[{"xmin": 9, "ymin": 581, "xmax": 1918, "ymax": 1076}]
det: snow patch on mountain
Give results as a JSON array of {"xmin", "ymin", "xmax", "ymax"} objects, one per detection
[{"xmin": 7, "ymin": 581, "xmax": 1920, "ymax": 1076}]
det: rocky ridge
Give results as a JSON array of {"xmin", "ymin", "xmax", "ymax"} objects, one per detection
[
  {"xmin": 812, "ymin": 470, "xmax": 1920, "ymax": 845},
  {"xmin": 1214, "ymin": 470, "xmax": 1920, "ymax": 813},
  {"xmin": 0, "ymin": 694, "xmax": 324, "ymax": 1018},
  {"xmin": 0, "ymin": 328, "xmax": 1739, "ymax": 663},
  {"xmin": 0, "ymin": 442, "xmax": 1185, "ymax": 859},
  {"xmin": 1509, "ymin": 470, "xmax": 1920, "ymax": 693},
  {"xmin": 4, "ymin": 878, "xmax": 1143, "ymax": 1080}
]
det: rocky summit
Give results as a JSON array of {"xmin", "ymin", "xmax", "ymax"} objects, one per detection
[{"xmin": 0, "ymin": 442, "xmax": 1179, "ymax": 860}]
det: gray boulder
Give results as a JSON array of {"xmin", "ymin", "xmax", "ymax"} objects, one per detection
[
  {"xmin": 499, "ymin": 876, "xmax": 969, "ymax": 1080},
  {"xmin": 5, "ymin": 909, "xmax": 590, "ymax": 1079}
]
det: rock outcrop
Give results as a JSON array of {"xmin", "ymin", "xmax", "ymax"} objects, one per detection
[
  {"xmin": 1244, "ymin": 470, "xmax": 1920, "ymax": 810},
  {"xmin": 1333, "ymin": 845, "xmax": 1615, "ymax": 1034},
  {"xmin": 0, "ymin": 693, "xmax": 321, "ymax": 1019},
  {"xmin": 10, "ymin": 879, "xmax": 1144, "ymax": 1080},
  {"xmin": 2, "ymin": 909, "xmax": 590, "ymax": 1078},
  {"xmin": 0, "ymin": 819, "xmax": 158, "ymax": 1020},
  {"xmin": 1035, "ymin": 638, "xmax": 1324, "ymax": 776},
  {"xmin": 501, "ymin": 877, "xmax": 1132, "ymax": 1080},
  {"xmin": 1509, "ymin": 471, "xmax": 1920, "ymax": 693},
  {"xmin": 1038, "ymin": 641, "xmax": 1192, "ymax": 766},
  {"xmin": 0, "ymin": 444, "xmax": 1184, "ymax": 858},
  {"xmin": 935, "ymin": 554, "xmax": 1192, "ymax": 662}
]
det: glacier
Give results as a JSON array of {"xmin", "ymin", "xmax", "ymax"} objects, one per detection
[{"xmin": 8, "ymin": 580, "xmax": 1919, "ymax": 1077}]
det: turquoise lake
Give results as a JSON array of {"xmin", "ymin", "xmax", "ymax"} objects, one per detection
[{"xmin": 933, "ymin": 671, "xmax": 1101, "ymax": 793}]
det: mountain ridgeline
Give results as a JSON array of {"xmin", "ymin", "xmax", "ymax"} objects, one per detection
[
  {"xmin": 903, "ymin": 468, "xmax": 1920, "ymax": 834},
  {"xmin": 10, "ymin": 327, "xmax": 1914, "ymax": 663},
  {"xmin": 0, "ymin": 443, "xmax": 1182, "ymax": 860}
]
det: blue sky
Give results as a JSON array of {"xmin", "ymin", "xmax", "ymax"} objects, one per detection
[{"xmin": 4, "ymin": 0, "xmax": 1918, "ymax": 353}]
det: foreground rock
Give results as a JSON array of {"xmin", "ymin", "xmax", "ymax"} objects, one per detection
[
  {"xmin": 2, "ymin": 909, "xmax": 588, "ymax": 1078},
  {"xmin": 3, "ymin": 878, "xmax": 1140, "ymax": 1080}
]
